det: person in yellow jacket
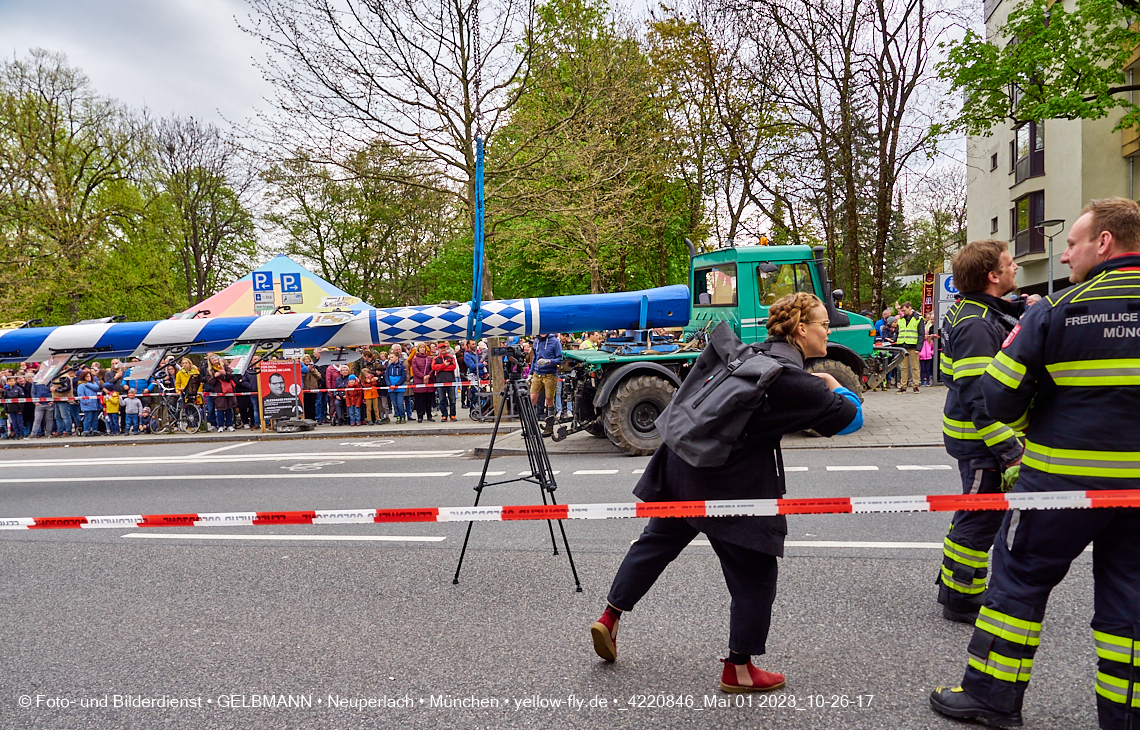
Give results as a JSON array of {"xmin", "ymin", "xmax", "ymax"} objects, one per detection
[{"xmin": 175, "ymin": 358, "xmax": 201, "ymax": 402}]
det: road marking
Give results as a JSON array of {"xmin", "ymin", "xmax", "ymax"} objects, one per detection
[
  {"xmin": 518, "ymin": 471, "xmax": 560, "ymax": 476},
  {"xmin": 464, "ymin": 471, "xmax": 506, "ymax": 477},
  {"xmin": 122, "ymin": 533, "xmax": 446, "ymax": 542},
  {"xmin": 0, "ymin": 451, "xmax": 464, "ymax": 469},
  {"xmin": 826, "ymin": 466, "xmax": 879, "ymax": 471},
  {"xmin": 0, "ymin": 472, "xmax": 455, "ymax": 484},
  {"xmin": 339, "ymin": 440, "xmax": 396, "ymax": 447},
  {"xmin": 281, "ymin": 461, "xmax": 345, "ymax": 472},
  {"xmin": 784, "ymin": 466, "xmax": 809, "ymax": 472},
  {"xmin": 897, "ymin": 465, "xmax": 954, "ymax": 470},
  {"xmin": 573, "ymin": 470, "xmax": 619, "ymax": 475},
  {"xmin": 190, "ymin": 443, "xmax": 252, "ymax": 458},
  {"xmin": 632, "ymin": 469, "xmax": 644, "ymax": 474},
  {"xmin": 640, "ymin": 539, "xmax": 943, "ymax": 549}
]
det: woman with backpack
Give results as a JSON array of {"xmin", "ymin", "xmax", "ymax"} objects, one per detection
[{"xmin": 590, "ymin": 292, "xmax": 863, "ymax": 694}]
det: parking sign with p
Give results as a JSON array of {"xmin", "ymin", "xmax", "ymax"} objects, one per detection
[
  {"xmin": 281, "ymin": 273, "xmax": 302, "ymax": 293},
  {"xmin": 253, "ymin": 271, "xmax": 273, "ymax": 292}
]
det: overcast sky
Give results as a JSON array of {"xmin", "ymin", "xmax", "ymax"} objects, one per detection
[{"xmin": 0, "ymin": 0, "xmax": 272, "ymax": 125}]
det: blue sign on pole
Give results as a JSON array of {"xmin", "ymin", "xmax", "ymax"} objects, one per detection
[
  {"xmin": 253, "ymin": 271, "xmax": 273, "ymax": 292},
  {"xmin": 281, "ymin": 273, "xmax": 302, "ymax": 293}
]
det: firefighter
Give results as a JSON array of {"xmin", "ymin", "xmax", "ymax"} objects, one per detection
[
  {"xmin": 935, "ymin": 240, "xmax": 1025, "ymax": 624},
  {"xmin": 931, "ymin": 198, "xmax": 1140, "ymax": 729}
]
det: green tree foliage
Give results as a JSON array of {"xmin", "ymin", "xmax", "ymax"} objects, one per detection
[
  {"xmin": 936, "ymin": 0, "xmax": 1140, "ymax": 136},
  {"xmin": 490, "ymin": 0, "xmax": 697, "ymax": 296},
  {"xmin": 0, "ymin": 50, "xmax": 186, "ymax": 324},
  {"xmin": 263, "ymin": 143, "xmax": 460, "ymax": 308},
  {"xmin": 154, "ymin": 117, "xmax": 258, "ymax": 306}
]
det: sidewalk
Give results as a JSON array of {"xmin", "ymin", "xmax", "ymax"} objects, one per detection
[
  {"xmin": 0, "ymin": 416, "xmax": 515, "ymax": 450},
  {"xmin": 481, "ymin": 384, "xmax": 947, "ymax": 456}
]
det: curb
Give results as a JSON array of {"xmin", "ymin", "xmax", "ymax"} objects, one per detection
[{"xmin": 0, "ymin": 425, "xmax": 517, "ymax": 450}]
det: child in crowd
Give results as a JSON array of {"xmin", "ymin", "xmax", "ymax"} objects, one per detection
[
  {"xmin": 140, "ymin": 405, "xmax": 151, "ymax": 434},
  {"xmin": 361, "ymin": 369, "xmax": 381, "ymax": 425},
  {"xmin": 385, "ymin": 351, "xmax": 407, "ymax": 424},
  {"xmin": 345, "ymin": 374, "xmax": 363, "ymax": 426},
  {"xmin": 104, "ymin": 389, "xmax": 121, "ymax": 435},
  {"xmin": 122, "ymin": 388, "xmax": 142, "ymax": 435}
]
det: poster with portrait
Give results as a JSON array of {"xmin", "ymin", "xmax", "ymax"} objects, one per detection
[{"xmin": 258, "ymin": 360, "xmax": 303, "ymax": 420}]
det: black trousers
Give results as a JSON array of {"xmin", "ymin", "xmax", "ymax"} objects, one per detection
[
  {"xmin": 607, "ymin": 516, "xmax": 779, "ymax": 656},
  {"xmin": 938, "ymin": 459, "xmax": 1005, "ymax": 612},
  {"xmin": 959, "ymin": 505, "xmax": 1140, "ymax": 730}
]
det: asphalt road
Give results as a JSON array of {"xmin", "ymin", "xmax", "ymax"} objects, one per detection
[{"xmin": 0, "ymin": 436, "xmax": 1101, "ymax": 729}]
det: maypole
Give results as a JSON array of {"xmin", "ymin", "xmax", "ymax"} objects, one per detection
[{"xmin": 466, "ymin": 0, "xmax": 486, "ymax": 342}]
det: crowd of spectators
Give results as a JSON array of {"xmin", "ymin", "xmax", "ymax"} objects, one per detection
[{"xmin": 1, "ymin": 331, "xmax": 607, "ymax": 439}]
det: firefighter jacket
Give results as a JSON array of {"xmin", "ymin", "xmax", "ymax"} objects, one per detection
[
  {"xmin": 940, "ymin": 292, "xmax": 1024, "ymax": 467},
  {"xmin": 982, "ymin": 253, "xmax": 1140, "ymax": 491}
]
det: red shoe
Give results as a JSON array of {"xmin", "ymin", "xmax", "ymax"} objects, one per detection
[
  {"xmin": 590, "ymin": 612, "xmax": 618, "ymax": 662},
  {"xmin": 719, "ymin": 660, "xmax": 785, "ymax": 693}
]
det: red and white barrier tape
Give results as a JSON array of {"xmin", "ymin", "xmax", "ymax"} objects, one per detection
[{"xmin": 4, "ymin": 490, "xmax": 1138, "ymax": 530}]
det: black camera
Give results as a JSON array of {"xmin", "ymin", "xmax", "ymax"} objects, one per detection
[{"xmin": 491, "ymin": 345, "xmax": 528, "ymax": 380}]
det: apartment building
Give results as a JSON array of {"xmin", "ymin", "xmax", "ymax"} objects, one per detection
[{"xmin": 965, "ymin": 0, "xmax": 1137, "ymax": 294}]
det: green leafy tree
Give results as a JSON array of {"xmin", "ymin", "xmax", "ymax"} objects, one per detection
[
  {"xmin": 492, "ymin": 0, "xmax": 695, "ymax": 295},
  {"xmin": 936, "ymin": 0, "xmax": 1140, "ymax": 136}
]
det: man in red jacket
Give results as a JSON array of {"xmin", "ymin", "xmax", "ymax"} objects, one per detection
[{"xmin": 431, "ymin": 342, "xmax": 458, "ymax": 422}]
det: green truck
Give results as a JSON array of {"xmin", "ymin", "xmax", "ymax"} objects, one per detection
[{"xmin": 558, "ymin": 244, "xmax": 900, "ymax": 454}]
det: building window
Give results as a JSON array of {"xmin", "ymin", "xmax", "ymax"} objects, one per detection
[
  {"xmin": 1011, "ymin": 191, "xmax": 1045, "ymax": 257},
  {"xmin": 991, "ymin": 217, "xmax": 999, "ymax": 233},
  {"xmin": 1012, "ymin": 121, "xmax": 1045, "ymax": 184},
  {"xmin": 991, "ymin": 153, "xmax": 998, "ymax": 171}
]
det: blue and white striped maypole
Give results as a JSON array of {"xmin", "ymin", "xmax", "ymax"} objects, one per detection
[{"xmin": 467, "ymin": 136, "xmax": 485, "ymax": 342}]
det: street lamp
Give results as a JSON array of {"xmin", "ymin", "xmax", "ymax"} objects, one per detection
[{"xmin": 1036, "ymin": 219, "xmax": 1066, "ymax": 295}]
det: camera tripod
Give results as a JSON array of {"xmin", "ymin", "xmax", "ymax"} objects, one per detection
[{"xmin": 452, "ymin": 377, "xmax": 582, "ymax": 591}]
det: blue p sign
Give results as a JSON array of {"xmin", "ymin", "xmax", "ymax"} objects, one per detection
[
  {"xmin": 281, "ymin": 273, "xmax": 301, "ymax": 292},
  {"xmin": 253, "ymin": 271, "xmax": 273, "ymax": 292}
]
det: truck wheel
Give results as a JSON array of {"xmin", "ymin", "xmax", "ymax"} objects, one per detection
[
  {"xmin": 603, "ymin": 375, "xmax": 676, "ymax": 455},
  {"xmin": 807, "ymin": 359, "xmax": 864, "ymax": 403}
]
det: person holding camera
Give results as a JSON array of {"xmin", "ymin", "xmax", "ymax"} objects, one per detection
[{"xmin": 590, "ymin": 292, "xmax": 863, "ymax": 693}]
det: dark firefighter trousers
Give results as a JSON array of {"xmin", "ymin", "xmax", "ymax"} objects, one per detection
[
  {"xmin": 958, "ymin": 505, "xmax": 1140, "ymax": 730},
  {"xmin": 939, "ymin": 460, "xmax": 1005, "ymax": 612}
]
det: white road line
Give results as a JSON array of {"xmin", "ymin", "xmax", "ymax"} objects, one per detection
[
  {"xmin": 0, "ymin": 472, "xmax": 454, "ymax": 484},
  {"xmin": 632, "ymin": 469, "xmax": 644, "ymax": 474},
  {"xmin": 573, "ymin": 470, "xmax": 619, "ymax": 475},
  {"xmin": 897, "ymin": 465, "xmax": 954, "ymax": 471},
  {"xmin": 0, "ymin": 451, "xmax": 464, "ymax": 469},
  {"xmin": 826, "ymin": 466, "xmax": 879, "ymax": 471},
  {"xmin": 463, "ymin": 471, "xmax": 506, "ymax": 477},
  {"xmin": 122, "ymin": 534, "xmax": 446, "ymax": 542},
  {"xmin": 518, "ymin": 471, "xmax": 560, "ymax": 476},
  {"xmin": 190, "ymin": 443, "xmax": 252, "ymax": 458},
  {"xmin": 784, "ymin": 467, "xmax": 809, "ymax": 472},
  {"xmin": 786, "ymin": 541, "xmax": 941, "ymax": 549},
  {"xmin": 635, "ymin": 539, "xmax": 943, "ymax": 549}
]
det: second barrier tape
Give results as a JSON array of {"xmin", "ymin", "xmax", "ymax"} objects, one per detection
[{"xmin": 3, "ymin": 490, "xmax": 1138, "ymax": 530}]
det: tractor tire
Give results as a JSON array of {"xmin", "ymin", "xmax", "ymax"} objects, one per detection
[
  {"xmin": 807, "ymin": 358, "xmax": 864, "ymax": 403},
  {"xmin": 603, "ymin": 375, "xmax": 677, "ymax": 456}
]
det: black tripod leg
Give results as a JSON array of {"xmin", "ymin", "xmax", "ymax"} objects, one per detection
[
  {"xmin": 549, "ymin": 494, "xmax": 583, "ymax": 592},
  {"xmin": 452, "ymin": 384, "xmax": 511, "ymax": 585}
]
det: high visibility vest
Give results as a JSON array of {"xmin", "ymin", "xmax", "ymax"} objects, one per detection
[{"xmin": 897, "ymin": 315, "xmax": 921, "ymax": 346}]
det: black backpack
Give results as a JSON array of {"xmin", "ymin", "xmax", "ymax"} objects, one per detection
[{"xmin": 656, "ymin": 321, "xmax": 783, "ymax": 468}]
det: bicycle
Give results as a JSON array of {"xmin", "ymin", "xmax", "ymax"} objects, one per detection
[{"xmin": 148, "ymin": 384, "xmax": 202, "ymax": 435}]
